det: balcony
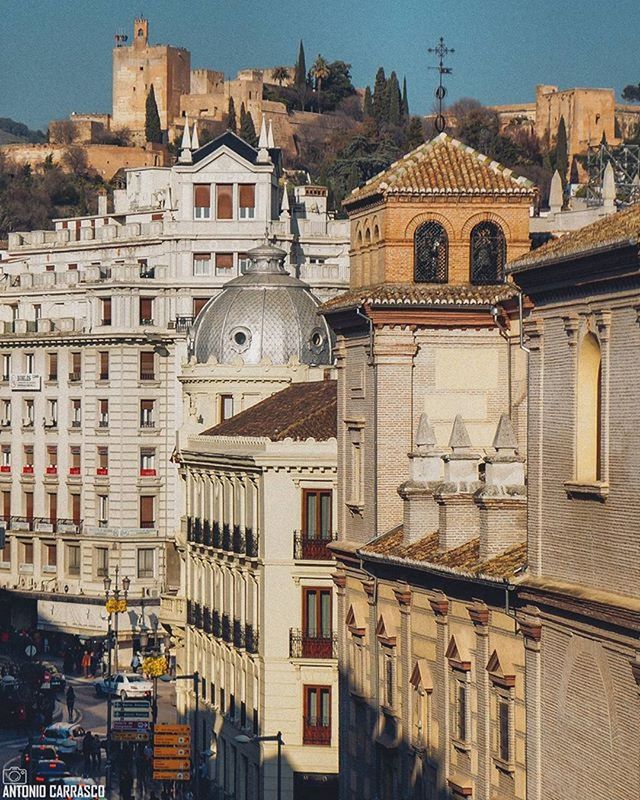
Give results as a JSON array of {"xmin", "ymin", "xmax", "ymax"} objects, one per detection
[
  {"xmin": 96, "ymin": 468, "xmax": 108, "ymax": 476},
  {"xmin": 303, "ymin": 720, "xmax": 331, "ymax": 746},
  {"xmin": 213, "ymin": 610, "xmax": 221, "ymax": 638},
  {"xmin": 34, "ymin": 517, "xmax": 55, "ymax": 533},
  {"xmin": 45, "ymin": 466, "xmax": 57, "ymax": 475},
  {"xmin": 140, "ymin": 318, "xmax": 154, "ymax": 326},
  {"xmin": 203, "ymin": 606, "xmax": 212, "ymax": 634},
  {"xmin": 140, "ymin": 420, "xmax": 155, "ymax": 429},
  {"xmin": 245, "ymin": 624, "xmax": 259, "ymax": 654},
  {"xmin": 139, "ymin": 372, "xmax": 156, "ymax": 381},
  {"xmin": 0, "ymin": 466, "xmax": 10, "ymax": 474},
  {"xmin": 246, "ymin": 528, "xmax": 259, "ymax": 558},
  {"xmin": 213, "ymin": 521, "xmax": 221, "ymax": 549},
  {"xmin": 293, "ymin": 531, "xmax": 338, "ymax": 561},
  {"xmin": 232, "ymin": 525, "xmax": 245, "ymax": 554},
  {"xmin": 98, "ymin": 420, "xmax": 109, "ymax": 429},
  {"xmin": 289, "ymin": 630, "xmax": 337, "ymax": 659},
  {"xmin": 56, "ymin": 519, "xmax": 83, "ymax": 535},
  {"xmin": 222, "ymin": 613, "xmax": 231, "ymax": 643},
  {"xmin": 11, "ymin": 516, "xmax": 33, "ymax": 531},
  {"xmin": 22, "ymin": 466, "xmax": 34, "ymax": 475},
  {"xmin": 69, "ymin": 467, "xmax": 81, "ymax": 475},
  {"xmin": 222, "ymin": 523, "xmax": 231, "ymax": 551},
  {"xmin": 68, "ymin": 372, "xmax": 81, "ymax": 383},
  {"xmin": 160, "ymin": 593, "xmax": 186, "ymax": 626},
  {"xmin": 203, "ymin": 519, "xmax": 212, "ymax": 546},
  {"xmin": 140, "ymin": 468, "xmax": 157, "ymax": 477},
  {"xmin": 233, "ymin": 619, "xmax": 245, "ymax": 649},
  {"xmin": 171, "ymin": 316, "xmax": 194, "ymax": 333},
  {"xmin": 71, "ymin": 420, "xmax": 82, "ymax": 429}
]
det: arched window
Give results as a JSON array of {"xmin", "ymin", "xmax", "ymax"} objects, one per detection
[
  {"xmin": 576, "ymin": 333, "xmax": 602, "ymax": 481},
  {"xmin": 414, "ymin": 221, "xmax": 448, "ymax": 283},
  {"xmin": 470, "ymin": 221, "xmax": 506, "ymax": 284}
]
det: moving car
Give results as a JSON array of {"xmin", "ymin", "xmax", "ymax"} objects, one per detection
[
  {"xmin": 41, "ymin": 723, "xmax": 86, "ymax": 755},
  {"xmin": 39, "ymin": 662, "xmax": 66, "ymax": 691},
  {"xmin": 94, "ymin": 672, "xmax": 152, "ymax": 699},
  {"xmin": 21, "ymin": 744, "xmax": 59, "ymax": 775},
  {"xmin": 34, "ymin": 759, "xmax": 71, "ymax": 784}
]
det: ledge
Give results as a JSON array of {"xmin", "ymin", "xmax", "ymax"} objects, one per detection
[
  {"xmin": 563, "ymin": 480, "xmax": 609, "ymax": 500},
  {"xmin": 493, "ymin": 756, "xmax": 516, "ymax": 775}
]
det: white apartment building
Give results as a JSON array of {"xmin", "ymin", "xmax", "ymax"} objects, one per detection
[{"xmin": 0, "ymin": 129, "xmax": 349, "ymax": 647}]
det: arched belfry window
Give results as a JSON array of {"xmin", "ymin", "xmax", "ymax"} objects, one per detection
[
  {"xmin": 470, "ymin": 221, "xmax": 506, "ymax": 284},
  {"xmin": 576, "ymin": 333, "xmax": 602, "ymax": 482},
  {"xmin": 414, "ymin": 221, "xmax": 448, "ymax": 283}
]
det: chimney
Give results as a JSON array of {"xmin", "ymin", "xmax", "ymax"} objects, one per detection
[
  {"xmin": 548, "ymin": 170, "xmax": 563, "ymax": 214},
  {"xmin": 602, "ymin": 162, "xmax": 615, "ymax": 210},
  {"xmin": 435, "ymin": 415, "xmax": 481, "ymax": 551},
  {"xmin": 398, "ymin": 414, "xmax": 443, "ymax": 546},
  {"xmin": 97, "ymin": 189, "xmax": 108, "ymax": 217},
  {"xmin": 475, "ymin": 413, "xmax": 526, "ymax": 562}
]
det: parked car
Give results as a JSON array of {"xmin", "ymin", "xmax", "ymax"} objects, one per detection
[
  {"xmin": 0, "ymin": 677, "xmax": 33, "ymax": 727},
  {"xmin": 41, "ymin": 723, "xmax": 86, "ymax": 755},
  {"xmin": 21, "ymin": 744, "xmax": 59, "ymax": 776},
  {"xmin": 39, "ymin": 662, "xmax": 66, "ymax": 691},
  {"xmin": 94, "ymin": 673, "xmax": 152, "ymax": 699},
  {"xmin": 34, "ymin": 759, "xmax": 71, "ymax": 784}
]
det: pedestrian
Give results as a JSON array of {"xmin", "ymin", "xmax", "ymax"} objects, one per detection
[
  {"xmin": 91, "ymin": 732, "xmax": 101, "ymax": 770},
  {"xmin": 82, "ymin": 731, "xmax": 93, "ymax": 777},
  {"xmin": 131, "ymin": 652, "xmax": 141, "ymax": 673},
  {"xmin": 66, "ymin": 685, "xmax": 75, "ymax": 721},
  {"xmin": 81, "ymin": 650, "xmax": 91, "ymax": 678},
  {"xmin": 120, "ymin": 770, "xmax": 133, "ymax": 800}
]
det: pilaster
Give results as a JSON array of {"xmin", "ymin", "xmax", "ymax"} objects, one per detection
[
  {"xmin": 519, "ymin": 606, "xmax": 542, "ymax": 800},
  {"xmin": 468, "ymin": 601, "xmax": 490, "ymax": 800},
  {"xmin": 429, "ymin": 592, "xmax": 450, "ymax": 794}
]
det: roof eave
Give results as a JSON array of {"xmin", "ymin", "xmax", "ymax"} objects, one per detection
[{"xmin": 508, "ymin": 236, "xmax": 639, "ymax": 275}]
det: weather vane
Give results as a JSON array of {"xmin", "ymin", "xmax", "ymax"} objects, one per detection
[{"xmin": 428, "ymin": 37, "xmax": 454, "ymax": 133}]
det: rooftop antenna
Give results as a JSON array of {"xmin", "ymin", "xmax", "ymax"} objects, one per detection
[{"xmin": 427, "ymin": 36, "xmax": 454, "ymax": 133}]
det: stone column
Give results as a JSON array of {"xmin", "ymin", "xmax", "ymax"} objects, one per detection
[
  {"xmin": 519, "ymin": 607, "xmax": 542, "ymax": 800},
  {"xmin": 394, "ymin": 584, "xmax": 412, "ymax": 796},
  {"xmin": 429, "ymin": 592, "xmax": 450, "ymax": 795},
  {"xmin": 468, "ymin": 601, "xmax": 491, "ymax": 800}
]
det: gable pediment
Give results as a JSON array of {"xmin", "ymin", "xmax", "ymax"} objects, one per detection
[
  {"xmin": 345, "ymin": 603, "xmax": 366, "ymax": 636},
  {"xmin": 376, "ymin": 612, "xmax": 397, "ymax": 646},
  {"xmin": 410, "ymin": 659, "xmax": 433, "ymax": 692},
  {"xmin": 486, "ymin": 649, "xmax": 516, "ymax": 688}
]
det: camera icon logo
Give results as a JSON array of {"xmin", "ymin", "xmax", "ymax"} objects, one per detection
[{"xmin": 3, "ymin": 767, "xmax": 27, "ymax": 785}]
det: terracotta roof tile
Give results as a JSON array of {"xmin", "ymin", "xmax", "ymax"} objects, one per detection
[
  {"xmin": 509, "ymin": 201, "xmax": 640, "ymax": 272},
  {"xmin": 360, "ymin": 525, "xmax": 527, "ymax": 581},
  {"xmin": 321, "ymin": 281, "xmax": 518, "ymax": 313},
  {"xmin": 203, "ymin": 380, "xmax": 336, "ymax": 442},
  {"xmin": 344, "ymin": 133, "xmax": 535, "ymax": 206}
]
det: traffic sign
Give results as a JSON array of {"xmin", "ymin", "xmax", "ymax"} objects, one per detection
[
  {"xmin": 153, "ymin": 758, "xmax": 191, "ymax": 771},
  {"xmin": 25, "ymin": 645, "xmax": 37, "ymax": 658},
  {"xmin": 153, "ymin": 746, "xmax": 189, "ymax": 758},
  {"xmin": 113, "ymin": 699, "xmax": 152, "ymax": 722},
  {"xmin": 155, "ymin": 724, "xmax": 190, "ymax": 734},
  {"xmin": 113, "ymin": 720, "xmax": 151, "ymax": 732},
  {"xmin": 154, "ymin": 733, "xmax": 191, "ymax": 746},
  {"xmin": 152, "ymin": 771, "xmax": 189, "ymax": 782},
  {"xmin": 113, "ymin": 731, "xmax": 150, "ymax": 742}
]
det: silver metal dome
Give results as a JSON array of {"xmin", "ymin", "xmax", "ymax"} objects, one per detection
[{"xmin": 192, "ymin": 242, "xmax": 332, "ymax": 366}]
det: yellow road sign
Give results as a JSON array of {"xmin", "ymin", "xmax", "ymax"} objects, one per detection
[
  {"xmin": 154, "ymin": 758, "xmax": 191, "ymax": 771},
  {"xmin": 154, "ymin": 733, "xmax": 191, "ymax": 746},
  {"xmin": 113, "ymin": 731, "xmax": 150, "ymax": 742},
  {"xmin": 155, "ymin": 724, "xmax": 190, "ymax": 734},
  {"xmin": 152, "ymin": 771, "xmax": 189, "ymax": 781},
  {"xmin": 153, "ymin": 746, "xmax": 190, "ymax": 758}
]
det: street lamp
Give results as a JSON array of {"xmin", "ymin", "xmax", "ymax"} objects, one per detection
[
  {"xmin": 160, "ymin": 671, "xmax": 200, "ymax": 800},
  {"xmin": 235, "ymin": 731, "xmax": 284, "ymax": 800},
  {"xmin": 103, "ymin": 566, "xmax": 130, "ymax": 800}
]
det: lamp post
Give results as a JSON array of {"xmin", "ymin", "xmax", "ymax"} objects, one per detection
[
  {"xmin": 103, "ymin": 567, "xmax": 131, "ymax": 800},
  {"xmin": 160, "ymin": 671, "xmax": 200, "ymax": 800},
  {"xmin": 235, "ymin": 731, "xmax": 284, "ymax": 800},
  {"xmin": 140, "ymin": 617, "xmax": 160, "ymax": 724}
]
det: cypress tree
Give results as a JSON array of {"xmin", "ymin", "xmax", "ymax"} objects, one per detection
[
  {"xmin": 373, "ymin": 67, "xmax": 387, "ymax": 122},
  {"xmin": 145, "ymin": 84, "xmax": 162, "ymax": 144},
  {"xmin": 363, "ymin": 86, "xmax": 374, "ymax": 118},
  {"xmin": 555, "ymin": 116, "xmax": 568, "ymax": 186},
  {"xmin": 239, "ymin": 103, "xmax": 258, "ymax": 147},
  {"xmin": 401, "ymin": 77, "xmax": 409, "ymax": 116},
  {"xmin": 294, "ymin": 40, "xmax": 307, "ymax": 87},
  {"xmin": 227, "ymin": 97, "xmax": 237, "ymax": 133},
  {"xmin": 388, "ymin": 72, "xmax": 401, "ymax": 125},
  {"xmin": 405, "ymin": 116, "xmax": 424, "ymax": 150}
]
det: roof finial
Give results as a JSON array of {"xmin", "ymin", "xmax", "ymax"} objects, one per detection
[
  {"xmin": 267, "ymin": 119, "xmax": 275, "ymax": 148},
  {"xmin": 279, "ymin": 182, "xmax": 290, "ymax": 218},
  {"xmin": 258, "ymin": 114, "xmax": 269, "ymax": 149},
  {"xmin": 448, "ymin": 414, "xmax": 471, "ymax": 451},
  {"xmin": 603, "ymin": 161, "xmax": 616, "ymax": 208},
  {"xmin": 178, "ymin": 115, "xmax": 192, "ymax": 164},
  {"xmin": 492, "ymin": 413, "xmax": 518, "ymax": 455},
  {"xmin": 191, "ymin": 121, "xmax": 200, "ymax": 150},
  {"xmin": 416, "ymin": 413, "xmax": 436, "ymax": 452}
]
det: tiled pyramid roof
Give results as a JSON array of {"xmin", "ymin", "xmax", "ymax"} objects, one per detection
[
  {"xmin": 344, "ymin": 132, "xmax": 536, "ymax": 206},
  {"xmin": 509, "ymin": 201, "xmax": 640, "ymax": 273}
]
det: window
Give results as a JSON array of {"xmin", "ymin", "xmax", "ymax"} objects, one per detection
[
  {"xmin": 139, "ymin": 351, "xmax": 155, "ymax": 381},
  {"xmin": 70, "ymin": 446, "xmax": 81, "ymax": 474},
  {"xmin": 139, "ymin": 297, "xmax": 154, "ymax": 325},
  {"xmin": 470, "ymin": 221, "xmax": 506, "ymax": 284},
  {"xmin": 69, "ymin": 352, "xmax": 81, "ymax": 381},
  {"xmin": 303, "ymin": 686, "xmax": 331, "ymax": 745},
  {"xmin": 140, "ymin": 448, "xmax": 156, "ymax": 475},
  {"xmin": 2, "ymin": 354, "xmax": 11, "ymax": 382},
  {"xmin": 303, "ymin": 490, "xmax": 332, "ymax": 539},
  {"xmin": 219, "ymin": 394, "xmax": 234, "ymax": 422},
  {"xmin": 1, "ymin": 400, "xmax": 10, "ymax": 426},
  {"xmin": 1, "ymin": 445, "xmax": 10, "ymax": 469},
  {"xmin": 46, "ymin": 399, "xmax": 57, "ymax": 427},
  {"xmin": 23, "ymin": 445, "xmax": 33, "ymax": 471},
  {"xmin": 67, "ymin": 544, "xmax": 81, "ymax": 575},
  {"xmin": 216, "ymin": 184, "xmax": 233, "ymax": 220},
  {"xmin": 0, "ymin": 535, "xmax": 10, "ymax": 564},
  {"xmin": 140, "ymin": 399, "xmax": 155, "ymax": 427},
  {"xmin": 347, "ymin": 426, "xmax": 364, "ymax": 507},
  {"xmin": 22, "ymin": 540, "xmax": 34, "ymax": 565},
  {"xmin": 68, "ymin": 263, "xmax": 78, "ymax": 271},
  {"xmin": 193, "ymin": 253, "xmax": 211, "ymax": 276},
  {"xmin": 215, "ymin": 253, "xmax": 234, "ymax": 276},
  {"xmin": 25, "ymin": 353, "xmax": 35, "ymax": 373},
  {"xmin": 47, "ymin": 492, "xmax": 57, "ymax": 525},
  {"xmin": 455, "ymin": 679, "xmax": 468, "ymax": 742},
  {"xmin": 139, "ymin": 259, "xmax": 155, "ymax": 279},
  {"xmin": 410, "ymin": 662, "xmax": 432, "ymax": 750},
  {"xmin": 101, "ymin": 297, "xmax": 112, "ymax": 325},
  {"xmin": 23, "ymin": 399, "xmax": 34, "ymax": 427},
  {"xmin": 71, "ymin": 399, "xmax": 82, "ymax": 427},
  {"xmin": 137, "ymin": 547, "xmax": 155, "ymax": 577},
  {"xmin": 238, "ymin": 184, "xmax": 256, "ymax": 219},
  {"xmin": 47, "ymin": 445, "xmax": 57, "ymax": 469},
  {"xmin": 498, "ymin": 697, "xmax": 510, "ymax": 763},
  {"xmin": 71, "ymin": 494, "xmax": 81, "ymax": 525},
  {"xmin": 98, "ymin": 399, "xmax": 109, "ymax": 427},
  {"xmin": 45, "ymin": 542, "xmax": 57, "ymax": 567},
  {"xmin": 98, "ymin": 351, "xmax": 109, "ymax": 380},
  {"xmin": 414, "ymin": 221, "xmax": 448, "ymax": 283},
  {"xmin": 576, "ymin": 333, "xmax": 602, "ymax": 482},
  {"xmin": 140, "ymin": 496, "xmax": 155, "ymax": 529},
  {"xmin": 238, "ymin": 253, "xmax": 251, "ymax": 274},
  {"xmin": 33, "ymin": 304, "xmax": 41, "ymax": 320},
  {"xmin": 46, "ymin": 264, "xmax": 55, "ymax": 273},
  {"xmin": 24, "ymin": 491, "xmax": 34, "ymax": 522},
  {"xmin": 96, "ymin": 547, "xmax": 108, "ymax": 577},
  {"xmin": 97, "ymin": 447, "xmax": 108, "ymax": 474},
  {"xmin": 47, "ymin": 352, "xmax": 57, "ymax": 381},
  {"xmin": 194, "ymin": 184, "xmax": 211, "ymax": 219},
  {"xmin": 193, "ymin": 298, "xmax": 209, "ymax": 317},
  {"xmin": 382, "ymin": 650, "xmax": 395, "ymax": 709},
  {"xmin": 98, "ymin": 494, "xmax": 108, "ymax": 526},
  {"xmin": 302, "ymin": 588, "xmax": 332, "ymax": 657}
]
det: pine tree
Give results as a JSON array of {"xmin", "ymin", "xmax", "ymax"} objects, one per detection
[
  {"xmin": 373, "ymin": 67, "xmax": 387, "ymax": 123},
  {"xmin": 227, "ymin": 97, "xmax": 237, "ymax": 133},
  {"xmin": 145, "ymin": 85, "xmax": 162, "ymax": 144},
  {"xmin": 555, "ymin": 116, "xmax": 568, "ymax": 187},
  {"xmin": 363, "ymin": 86, "xmax": 374, "ymax": 118},
  {"xmin": 387, "ymin": 72, "xmax": 401, "ymax": 125},
  {"xmin": 401, "ymin": 77, "xmax": 409, "ymax": 116},
  {"xmin": 239, "ymin": 103, "xmax": 258, "ymax": 147},
  {"xmin": 405, "ymin": 117, "xmax": 424, "ymax": 150}
]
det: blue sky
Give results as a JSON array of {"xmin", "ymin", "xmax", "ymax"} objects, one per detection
[{"xmin": 2, "ymin": 0, "xmax": 638, "ymax": 131}]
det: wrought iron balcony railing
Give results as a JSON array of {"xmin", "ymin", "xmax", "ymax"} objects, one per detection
[
  {"xmin": 245, "ymin": 623, "xmax": 259, "ymax": 654},
  {"xmin": 233, "ymin": 619, "xmax": 245, "ymax": 649},
  {"xmin": 245, "ymin": 527, "xmax": 259, "ymax": 559},
  {"xmin": 293, "ymin": 530, "xmax": 338, "ymax": 561},
  {"xmin": 213, "ymin": 610, "xmax": 222, "ymax": 638},
  {"xmin": 213, "ymin": 521, "xmax": 221, "ymax": 549},
  {"xmin": 222, "ymin": 613, "xmax": 231, "ymax": 643},
  {"xmin": 222, "ymin": 523, "xmax": 231, "ymax": 551},
  {"xmin": 303, "ymin": 719, "xmax": 331, "ymax": 746},
  {"xmin": 289, "ymin": 630, "xmax": 337, "ymax": 659},
  {"xmin": 203, "ymin": 519, "xmax": 212, "ymax": 547}
]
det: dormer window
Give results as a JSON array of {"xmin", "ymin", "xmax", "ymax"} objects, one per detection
[{"xmin": 414, "ymin": 221, "xmax": 448, "ymax": 283}]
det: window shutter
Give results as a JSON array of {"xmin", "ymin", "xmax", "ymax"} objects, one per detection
[
  {"xmin": 216, "ymin": 253, "xmax": 234, "ymax": 269},
  {"xmin": 239, "ymin": 184, "xmax": 255, "ymax": 208},
  {"xmin": 140, "ymin": 496, "xmax": 155, "ymax": 527},
  {"xmin": 216, "ymin": 184, "xmax": 233, "ymax": 219},
  {"xmin": 193, "ymin": 298, "xmax": 208, "ymax": 316},
  {"xmin": 194, "ymin": 184, "xmax": 211, "ymax": 208}
]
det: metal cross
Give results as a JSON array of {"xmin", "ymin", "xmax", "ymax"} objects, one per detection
[{"xmin": 428, "ymin": 37, "xmax": 455, "ymax": 133}]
